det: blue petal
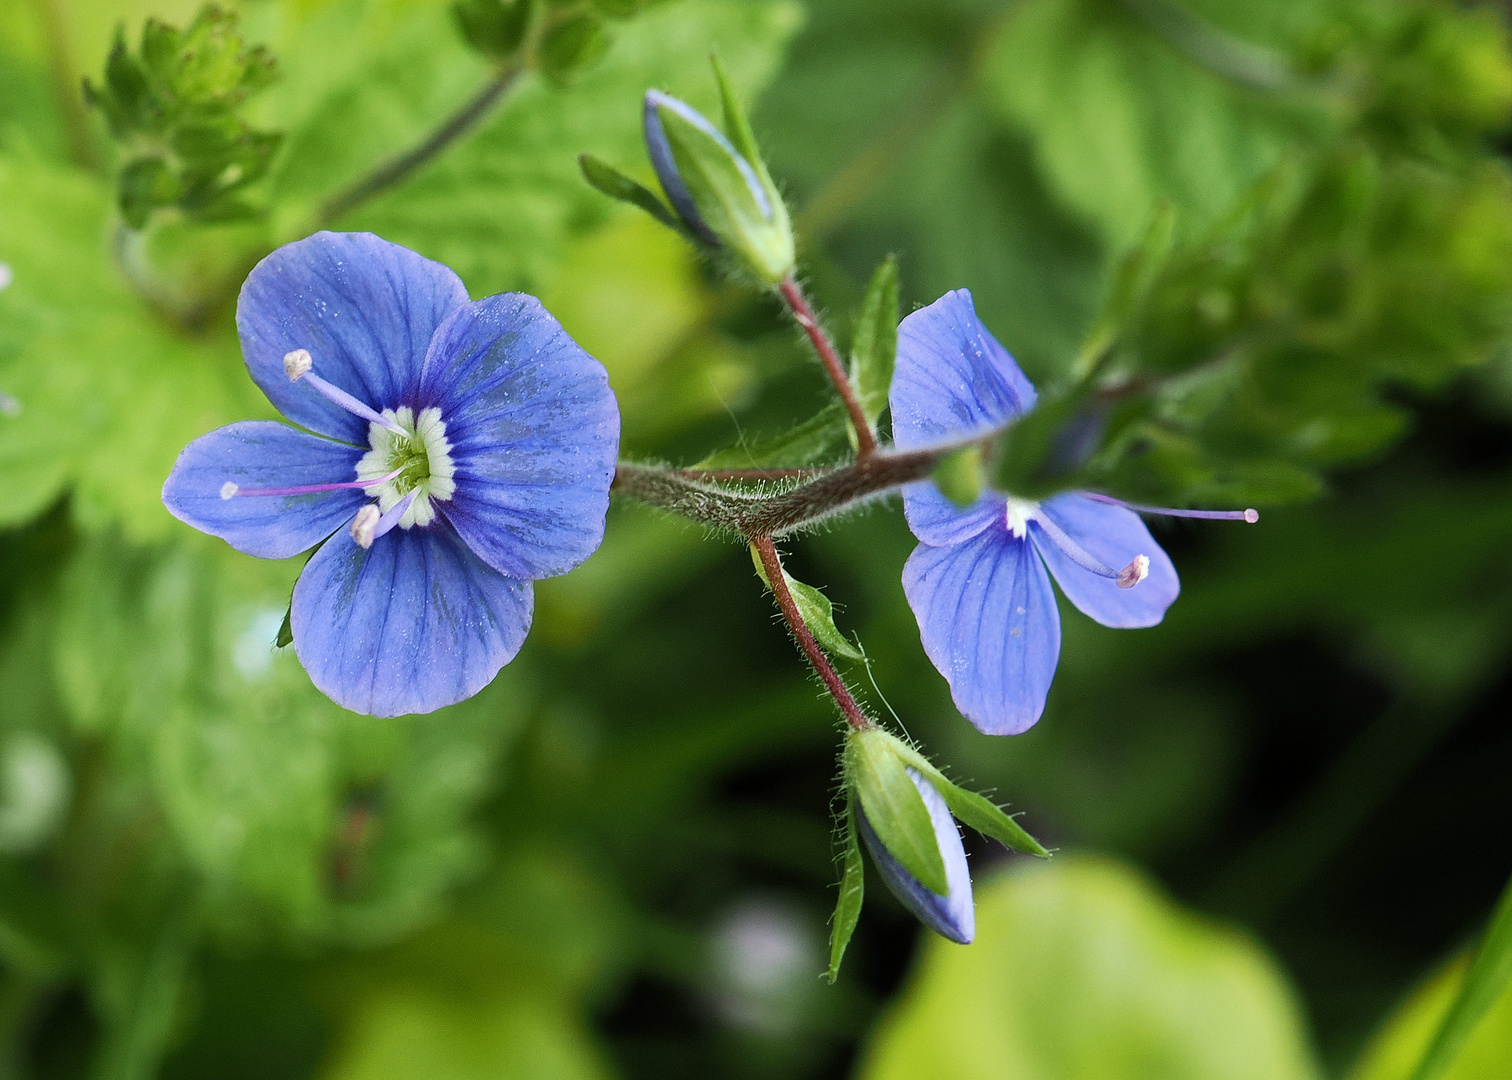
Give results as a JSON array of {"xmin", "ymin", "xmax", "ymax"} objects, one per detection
[
  {"xmin": 291, "ymin": 526, "xmax": 532, "ymax": 717},
  {"xmin": 417, "ymin": 294, "xmax": 619, "ymax": 581},
  {"xmin": 889, "ymin": 290, "xmax": 1038, "ymax": 451},
  {"xmin": 1031, "ymin": 493, "xmax": 1180, "ymax": 629},
  {"xmin": 902, "ymin": 527, "xmax": 1061, "ymax": 735},
  {"xmin": 856, "ymin": 767, "xmax": 975, "ymax": 944},
  {"xmin": 901, "ymin": 483, "xmax": 1003, "ymax": 547},
  {"xmin": 162, "ymin": 421, "xmax": 364, "ymax": 559},
  {"xmin": 237, "ymin": 232, "xmax": 469, "ymax": 442}
]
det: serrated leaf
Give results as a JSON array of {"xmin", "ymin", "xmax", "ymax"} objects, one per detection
[
  {"xmin": 578, "ymin": 153, "xmax": 685, "ymax": 234},
  {"xmin": 827, "ymin": 795, "xmax": 865, "ymax": 983},
  {"xmin": 749, "ymin": 544, "xmax": 863, "ymax": 662},
  {"xmin": 696, "ymin": 401, "xmax": 849, "ymax": 469},
  {"xmin": 845, "ymin": 729, "xmax": 948, "ymax": 896},
  {"xmin": 849, "ymin": 254, "xmax": 898, "ymax": 429}
]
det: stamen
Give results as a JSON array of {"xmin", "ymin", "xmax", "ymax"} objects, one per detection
[
  {"xmin": 350, "ymin": 492, "xmax": 416, "ymax": 549},
  {"xmin": 1031, "ymin": 510, "xmax": 1148, "ymax": 587},
  {"xmin": 221, "ymin": 466, "xmax": 403, "ymax": 499},
  {"xmin": 283, "ymin": 349, "xmax": 407, "ymax": 436},
  {"xmin": 1084, "ymin": 492, "xmax": 1258, "ymax": 523}
]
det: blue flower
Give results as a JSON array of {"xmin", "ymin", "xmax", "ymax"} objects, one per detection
[
  {"xmin": 855, "ymin": 767, "xmax": 975, "ymax": 944},
  {"xmin": 162, "ymin": 232, "xmax": 619, "ymax": 717},
  {"xmin": 890, "ymin": 290, "xmax": 1183, "ymax": 735}
]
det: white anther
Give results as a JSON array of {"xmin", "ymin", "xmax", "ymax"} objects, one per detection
[
  {"xmin": 1244, "ymin": 508, "xmax": 1260, "ymax": 523},
  {"xmin": 350, "ymin": 504, "xmax": 380, "ymax": 548},
  {"xmin": 220, "ymin": 482, "xmax": 239, "ymax": 500},
  {"xmin": 1116, "ymin": 554, "xmax": 1149, "ymax": 589},
  {"xmin": 283, "ymin": 348, "xmax": 313, "ymax": 381}
]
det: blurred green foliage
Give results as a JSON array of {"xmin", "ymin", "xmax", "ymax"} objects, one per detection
[{"xmin": 3, "ymin": 0, "xmax": 1512, "ymax": 1077}]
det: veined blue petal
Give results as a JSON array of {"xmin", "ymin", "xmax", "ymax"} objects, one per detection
[
  {"xmin": 291, "ymin": 526, "xmax": 532, "ymax": 717},
  {"xmin": 856, "ymin": 767, "xmax": 975, "ymax": 944},
  {"xmin": 901, "ymin": 482, "xmax": 1003, "ymax": 547},
  {"xmin": 237, "ymin": 232, "xmax": 469, "ymax": 442},
  {"xmin": 161, "ymin": 421, "xmax": 363, "ymax": 559},
  {"xmin": 890, "ymin": 289, "xmax": 1038, "ymax": 451},
  {"xmin": 417, "ymin": 294, "xmax": 619, "ymax": 581},
  {"xmin": 1032, "ymin": 493, "xmax": 1180, "ymax": 629},
  {"xmin": 902, "ymin": 527, "xmax": 1061, "ymax": 735}
]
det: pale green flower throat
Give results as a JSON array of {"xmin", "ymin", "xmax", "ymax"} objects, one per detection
[{"xmin": 355, "ymin": 406, "xmax": 456, "ymax": 529}]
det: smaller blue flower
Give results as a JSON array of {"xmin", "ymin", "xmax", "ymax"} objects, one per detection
[
  {"xmin": 163, "ymin": 232, "xmax": 619, "ymax": 717},
  {"xmin": 855, "ymin": 767, "xmax": 975, "ymax": 944},
  {"xmin": 890, "ymin": 290, "xmax": 1188, "ymax": 735}
]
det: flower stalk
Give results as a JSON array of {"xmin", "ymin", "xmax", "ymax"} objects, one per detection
[{"xmin": 778, "ymin": 274, "xmax": 877, "ymax": 458}]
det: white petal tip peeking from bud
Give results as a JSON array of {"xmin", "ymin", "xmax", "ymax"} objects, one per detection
[
  {"xmin": 283, "ymin": 348, "xmax": 313, "ymax": 381},
  {"xmin": 350, "ymin": 504, "xmax": 381, "ymax": 549},
  {"xmin": 1117, "ymin": 554, "xmax": 1150, "ymax": 589},
  {"xmin": 1244, "ymin": 508, "xmax": 1260, "ymax": 523},
  {"xmin": 220, "ymin": 482, "xmax": 239, "ymax": 500}
]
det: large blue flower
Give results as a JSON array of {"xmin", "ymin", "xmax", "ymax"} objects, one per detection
[
  {"xmin": 163, "ymin": 232, "xmax": 619, "ymax": 717},
  {"xmin": 890, "ymin": 290, "xmax": 1182, "ymax": 736}
]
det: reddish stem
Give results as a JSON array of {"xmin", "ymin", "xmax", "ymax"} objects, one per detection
[
  {"xmin": 752, "ymin": 535, "xmax": 872, "ymax": 731},
  {"xmin": 777, "ymin": 275, "xmax": 878, "ymax": 459}
]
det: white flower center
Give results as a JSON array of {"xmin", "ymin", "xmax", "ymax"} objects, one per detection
[
  {"xmin": 355, "ymin": 406, "xmax": 455, "ymax": 529},
  {"xmin": 1004, "ymin": 497, "xmax": 1039, "ymax": 539}
]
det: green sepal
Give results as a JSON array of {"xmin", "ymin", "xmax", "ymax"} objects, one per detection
[
  {"xmin": 827, "ymin": 795, "xmax": 865, "ymax": 984},
  {"xmin": 275, "ymin": 605, "xmax": 293, "ymax": 650},
  {"xmin": 710, "ymin": 53, "xmax": 786, "ymax": 229},
  {"xmin": 849, "ymin": 255, "xmax": 899, "ymax": 431},
  {"xmin": 695, "ymin": 402, "xmax": 849, "ymax": 469},
  {"xmin": 538, "ymin": 13, "xmax": 610, "ymax": 86},
  {"xmin": 886, "ymin": 740, "xmax": 1050, "ymax": 858},
  {"xmin": 118, "ymin": 158, "xmax": 179, "ymax": 230},
  {"xmin": 844, "ymin": 728, "xmax": 949, "ymax": 895},
  {"xmin": 749, "ymin": 545, "xmax": 863, "ymax": 662},
  {"xmin": 578, "ymin": 154, "xmax": 688, "ymax": 236},
  {"xmin": 931, "ymin": 445, "xmax": 984, "ymax": 508}
]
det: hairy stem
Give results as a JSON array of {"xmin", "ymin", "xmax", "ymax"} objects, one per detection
[
  {"xmin": 778, "ymin": 275, "xmax": 878, "ymax": 458},
  {"xmin": 317, "ymin": 64, "xmax": 524, "ymax": 226},
  {"xmin": 614, "ymin": 441, "xmax": 958, "ymax": 537},
  {"xmin": 752, "ymin": 536, "xmax": 871, "ymax": 731}
]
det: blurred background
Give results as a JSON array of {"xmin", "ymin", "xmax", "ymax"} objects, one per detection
[{"xmin": 2, "ymin": 0, "xmax": 1512, "ymax": 1077}]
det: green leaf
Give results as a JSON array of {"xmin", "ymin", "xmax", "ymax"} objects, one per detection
[
  {"xmin": 696, "ymin": 401, "xmax": 850, "ymax": 469},
  {"xmin": 578, "ymin": 152, "xmax": 685, "ymax": 234},
  {"xmin": 827, "ymin": 795, "xmax": 865, "ymax": 984},
  {"xmin": 1408, "ymin": 874, "xmax": 1512, "ymax": 1080},
  {"xmin": 849, "ymin": 253, "xmax": 898, "ymax": 430},
  {"xmin": 749, "ymin": 543, "xmax": 863, "ymax": 662},
  {"xmin": 538, "ymin": 13, "xmax": 611, "ymax": 87},
  {"xmin": 844, "ymin": 729, "xmax": 948, "ymax": 896},
  {"xmin": 859, "ymin": 858, "xmax": 1322, "ymax": 1080}
]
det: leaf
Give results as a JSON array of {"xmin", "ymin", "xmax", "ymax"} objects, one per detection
[
  {"xmin": 696, "ymin": 400, "xmax": 851, "ymax": 469},
  {"xmin": 849, "ymin": 253, "xmax": 898, "ymax": 430},
  {"xmin": 749, "ymin": 543, "xmax": 864, "ymax": 662},
  {"xmin": 827, "ymin": 795, "xmax": 864, "ymax": 983},
  {"xmin": 1408, "ymin": 874, "xmax": 1512, "ymax": 1080},
  {"xmin": 844, "ymin": 728, "xmax": 948, "ymax": 896},
  {"xmin": 858, "ymin": 858, "xmax": 1322, "ymax": 1080},
  {"xmin": 578, "ymin": 152, "xmax": 685, "ymax": 233}
]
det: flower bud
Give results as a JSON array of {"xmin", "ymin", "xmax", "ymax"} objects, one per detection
[
  {"xmin": 641, "ymin": 62, "xmax": 794, "ymax": 284},
  {"xmin": 855, "ymin": 765, "xmax": 975, "ymax": 944}
]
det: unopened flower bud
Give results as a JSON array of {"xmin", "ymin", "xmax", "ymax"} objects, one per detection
[
  {"xmin": 642, "ymin": 64, "xmax": 794, "ymax": 284},
  {"xmin": 855, "ymin": 766, "xmax": 975, "ymax": 944}
]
